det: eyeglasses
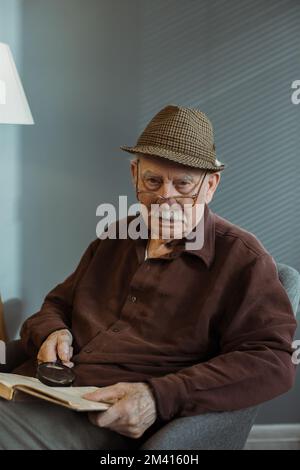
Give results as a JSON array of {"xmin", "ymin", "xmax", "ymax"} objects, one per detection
[{"xmin": 135, "ymin": 158, "xmax": 207, "ymax": 207}]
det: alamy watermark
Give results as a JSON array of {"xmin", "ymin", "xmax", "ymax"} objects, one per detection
[
  {"xmin": 0, "ymin": 340, "xmax": 5, "ymax": 365},
  {"xmin": 95, "ymin": 196, "xmax": 205, "ymax": 251},
  {"xmin": 291, "ymin": 80, "xmax": 300, "ymax": 104},
  {"xmin": 292, "ymin": 340, "xmax": 300, "ymax": 365}
]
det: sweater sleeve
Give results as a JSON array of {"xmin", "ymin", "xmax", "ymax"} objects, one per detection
[
  {"xmin": 145, "ymin": 253, "xmax": 298, "ymax": 422},
  {"xmin": 20, "ymin": 238, "xmax": 100, "ymax": 355}
]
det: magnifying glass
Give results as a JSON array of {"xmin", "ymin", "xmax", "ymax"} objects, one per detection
[{"xmin": 36, "ymin": 361, "xmax": 76, "ymax": 387}]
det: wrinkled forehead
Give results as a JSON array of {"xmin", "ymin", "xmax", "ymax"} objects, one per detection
[{"xmin": 136, "ymin": 153, "xmax": 205, "ymax": 177}]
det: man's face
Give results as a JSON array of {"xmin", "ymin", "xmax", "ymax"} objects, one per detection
[{"xmin": 131, "ymin": 154, "xmax": 220, "ymax": 240}]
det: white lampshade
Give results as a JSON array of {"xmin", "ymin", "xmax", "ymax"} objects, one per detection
[{"xmin": 0, "ymin": 42, "xmax": 34, "ymax": 124}]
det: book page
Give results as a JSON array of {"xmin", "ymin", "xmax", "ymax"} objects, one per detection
[
  {"xmin": 0, "ymin": 373, "xmax": 111, "ymax": 411},
  {"xmin": 0, "ymin": 372, "xmax": 41, "ymax": 388}
]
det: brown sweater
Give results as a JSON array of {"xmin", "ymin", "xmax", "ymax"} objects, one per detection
[{"xmin": 15, "ymin": 203, "xmax": 297, "ymax": 422}]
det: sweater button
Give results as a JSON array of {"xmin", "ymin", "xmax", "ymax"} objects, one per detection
[
  {"xmin": 112, "ymin": 327, "xmax": 120, "ymax": 333},
  {"xmin": 84, "ymin": 348, "xmax": 93, "ymax": 353}
]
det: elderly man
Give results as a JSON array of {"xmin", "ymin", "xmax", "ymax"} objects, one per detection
[{"xmin": 0, "ymin": 105, "xmax": 297, "ymax": 449}]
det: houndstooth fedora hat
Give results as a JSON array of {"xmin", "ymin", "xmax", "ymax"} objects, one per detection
[{"xmin": 120, "ymin": 104, "xmax": 226, "ymax": 172}]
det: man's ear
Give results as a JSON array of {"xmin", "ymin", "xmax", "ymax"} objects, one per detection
[
  {"xmin": 205, "ymin": 171, "xmax": 221, "ymax": 204},
  {"xmin": 130, "ymin": 159, "xmax": 138, "ymax": 186}
]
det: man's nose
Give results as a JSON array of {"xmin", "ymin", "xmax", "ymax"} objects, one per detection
[{"xmin": 159, "ymin": 182, "xmax": 178, "ymax": 201}]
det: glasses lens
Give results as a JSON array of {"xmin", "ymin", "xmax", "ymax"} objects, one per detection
[
  {"xmin": 138, "ymin": 191, "xmax": 195, "ymax": 207},
  {"xmin": 142, "ymin": 179, "xmax": 198, "ymax": 196}
]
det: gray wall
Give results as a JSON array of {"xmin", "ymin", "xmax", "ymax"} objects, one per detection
[
  {"xmin": 0, "ymin": 0, "xmax": 299, "ymax": 424},
  {"xmin": 18, "ymin": 0, "xmax": 141, "ymax": 321}
]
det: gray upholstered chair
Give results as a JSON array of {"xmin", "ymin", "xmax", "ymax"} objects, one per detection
[{"xmin": 1, "ymin": 262, "xmax": 300, "ymax": 450}]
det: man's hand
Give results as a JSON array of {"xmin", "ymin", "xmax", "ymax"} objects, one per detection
[
  {"xmin": 37, "ymin": 329, "xmax": 74, "ymax": 367},
  {"xmin": 83, "ymin": 382, "xmax": 157, "ymax": 439}
]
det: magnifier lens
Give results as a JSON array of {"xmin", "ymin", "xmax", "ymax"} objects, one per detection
[{"xmin": 36, "ymin": 361, "xmax": 75, "ymax": 387}]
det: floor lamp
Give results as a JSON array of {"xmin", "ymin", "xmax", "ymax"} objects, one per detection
[{"xmin": 0, "ymin": 42, "xmax": 34, "ymax": 341}]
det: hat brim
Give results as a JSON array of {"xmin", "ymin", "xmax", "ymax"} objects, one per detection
[{"xmin": 120, "ymin": 145, "xmax": 225, "ymax": 172}]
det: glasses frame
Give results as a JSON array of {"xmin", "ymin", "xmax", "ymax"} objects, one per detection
[{"xmin": 135, "ymin": 158, "xmax": 208, "ymax": 207}]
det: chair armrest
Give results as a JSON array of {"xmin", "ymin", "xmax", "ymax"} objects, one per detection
[
  {"xmin": 139, "ymin": 405, "xmax": 260, "ymax": 450},
  {"xmin": 0, "ymin": 339, "xmax": 29, "ymax": 373}
]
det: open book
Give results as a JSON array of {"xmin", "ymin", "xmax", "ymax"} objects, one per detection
[{"xmin": 0, "ymin": 372, "xmax": 112, "ymax": 412}]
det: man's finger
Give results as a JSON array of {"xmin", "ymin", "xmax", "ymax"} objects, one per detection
[
  {"xmin": 88, "ymin": 411, "xmax": 104, "ymax": 427},
  {"xmin": 62, "ymin": 361, "xmax": 74, "ymax": 368},
  {"xmin": 38, "ymin": 340, "xmax": 58, "ymax": 363},
  {"xmin": 83, "ymin": 385, "xmax": 124, "ymax": 403},
  {"xmin": 88, "ymin": 404, "xmax": 122, "ymax": 428},
  {"xmin": 57, "ymin": 338, "xmax": 72, "ymax": 362},
  {"xmin": 61, "ymin": 346, "xmax": 74, "ymax": 367}
]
